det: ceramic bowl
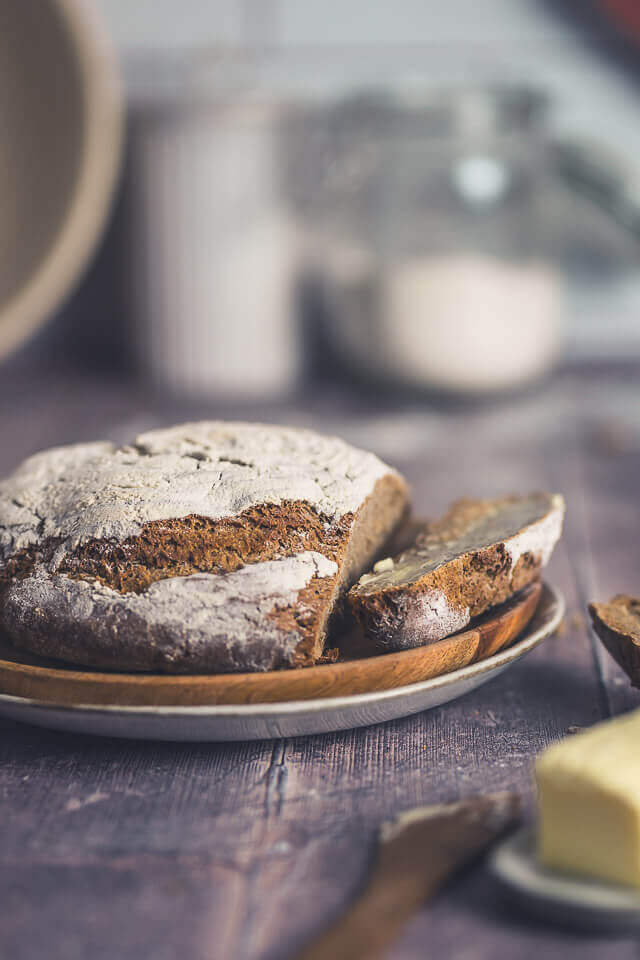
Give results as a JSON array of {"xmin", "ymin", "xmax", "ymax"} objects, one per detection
[{"xmin": 0, "ymin": 0, "xmax": 122, "ymax": 358}]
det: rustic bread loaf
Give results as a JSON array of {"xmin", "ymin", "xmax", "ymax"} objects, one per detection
[
  {"xmin": 348, "ymin": 493, "xmax": 564, "ymax": 651},
  {"xmin": 589, "ymin": 595, "xmax": 640, "ymax": 687},
  {"xmin": 0, "ymin": 422, "xmax": 409, "ymax": 673}
]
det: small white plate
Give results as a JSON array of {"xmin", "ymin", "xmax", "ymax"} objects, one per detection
[
  {"xmin": 491, "ymin": 827, "xmax": 640, "ymax": 932},
  {"xmin": 0, "ymin": 584, "xmax": 564, "ymax": 742}
]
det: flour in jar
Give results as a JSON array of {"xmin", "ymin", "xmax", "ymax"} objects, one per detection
[
  {"xmin": 330, "ymin": 251, "xmax": 565, "ymax": 393},
  {"xmin": 381, "ymin": 254, "xmax": 565, "ymax": 392}
]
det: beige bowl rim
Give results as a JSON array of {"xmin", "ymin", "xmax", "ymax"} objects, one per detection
[{"xmin": 0, "ymin": 0, "xmax": 123, "ymax": 360}]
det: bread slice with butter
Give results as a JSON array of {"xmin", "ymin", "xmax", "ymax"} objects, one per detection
[
  {"xmin": 536, "ymin": 710, "xmax": 640, "ymax": 888},
  {"xmin": 348, "ymin": 493, "xmax": 564, "ymax": 652}
]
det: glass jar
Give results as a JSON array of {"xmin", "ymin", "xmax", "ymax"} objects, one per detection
[{"xmin": 296, "ymin": 86, "xmax": 568, "ymax": 395}]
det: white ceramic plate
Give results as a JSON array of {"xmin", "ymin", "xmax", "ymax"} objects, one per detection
[
  {"xmin": 0, "ymin": 584, "xmax": 564, "ymax": 742},
  {"xmin": 491, "ymin": 827, "xmax": 640, "ymax": 932}
]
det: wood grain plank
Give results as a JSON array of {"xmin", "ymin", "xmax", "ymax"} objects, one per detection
[
  {"xmin": 0, "ymin": 856, "xmax": 246, "ymax": 960},
  {"xmin": 0, "ymin": 362, "xmax": 632, "ymax": 960},
  {"xmin": 0, "ymin": 724, "xmax": 274, "ymax": 863}
]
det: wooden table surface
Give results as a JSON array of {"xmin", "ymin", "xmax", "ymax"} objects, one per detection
[{"xmin": 2, "ymin": 358, "xmax": 640, "ymax": 960}]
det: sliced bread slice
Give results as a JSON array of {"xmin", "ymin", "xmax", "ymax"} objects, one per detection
[{"xmin": 348, "ymin": 493, "xmax": 564, "ymax": 652}]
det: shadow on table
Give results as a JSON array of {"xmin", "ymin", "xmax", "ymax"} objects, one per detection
[
  {"xmin": 393, "ymin": 864, "xmax": 638, "ymax": 960},
  {"xmin": 0, "ymin": 715, "xmax": 270, "ymax": 765}
]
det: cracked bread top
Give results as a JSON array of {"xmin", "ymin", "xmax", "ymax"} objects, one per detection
[{"xmin": 0, "ymin": 421, "xmax": 393, "ymax": 564}]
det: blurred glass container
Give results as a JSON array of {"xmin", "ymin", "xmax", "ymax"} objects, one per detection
[
  {"xmin": 123, "ymin": 54, "xmax": 304, "ymax": 398},
  {"xmin": 293, "ymin": 86, "xmax": 568, "ymax": 395}
]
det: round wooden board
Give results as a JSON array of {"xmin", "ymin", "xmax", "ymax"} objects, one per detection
[{"xmin": 0, "ymin": 582, "xmax": 543, "ymax": 707}]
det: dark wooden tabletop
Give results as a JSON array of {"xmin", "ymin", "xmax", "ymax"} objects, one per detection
[{"xmin": 2, "ymin": 357, "xmax": 640, "ymax": 960}]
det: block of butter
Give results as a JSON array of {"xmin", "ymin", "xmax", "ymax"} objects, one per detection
[{"xmin": 536, "ymin": 709, "xmax": 640, "ymax": 888}]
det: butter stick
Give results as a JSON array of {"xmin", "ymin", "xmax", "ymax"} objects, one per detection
[{"xmin": 536, "ymin": 710, "xmax": 640, "ymax": 888}]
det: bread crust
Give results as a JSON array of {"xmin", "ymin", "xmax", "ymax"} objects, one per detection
[{"xmin": 589, "ymin": 595, "xmax": 640, "ymax": 687}]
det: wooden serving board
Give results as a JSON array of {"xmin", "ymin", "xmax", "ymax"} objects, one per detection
[{"xmin": 0, "ymin": 582, "xmax": 541, "ymax": 708}]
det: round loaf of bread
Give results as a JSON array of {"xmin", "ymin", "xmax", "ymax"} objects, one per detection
[{"xmin": 0, "ymin": 422, "xmax": 409, "ymax": 673}]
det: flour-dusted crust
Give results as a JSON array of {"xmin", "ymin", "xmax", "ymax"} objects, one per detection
[
  {"xmin": 3, "ymin": 552, "xmax": 338, "ymax": 673},
  {"xmin": 348, "ymin": 493, "xmax": 564, "ymax": 651},
  {"xmin": 0, "ymin": 421, "xmax": 394, "ymax": 555},
  {"xmin": 0, "ymin": 422, "xmax": 409, "ymax": 672},
  {"xmin": 589, "ymin": 595, "xmax": 640, "ymax": 688}
]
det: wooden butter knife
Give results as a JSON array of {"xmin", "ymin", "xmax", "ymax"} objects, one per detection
[{"xmin": 296, "ymin": 792, "xmax": 521, "ymax": 960}]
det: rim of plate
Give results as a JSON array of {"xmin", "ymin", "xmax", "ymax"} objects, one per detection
[
  {"xmin": 491, "ymin": 826, "xmax": 640, "ymax": 914},
  {"xmin": 0, "ymin": 583, "xmax": 565, "ymax": 718}
]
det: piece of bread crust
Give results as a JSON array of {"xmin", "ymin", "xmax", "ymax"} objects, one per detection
[{"xmin": 589, "ymin": 595, "xmax": 640, "ymax": 687}]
